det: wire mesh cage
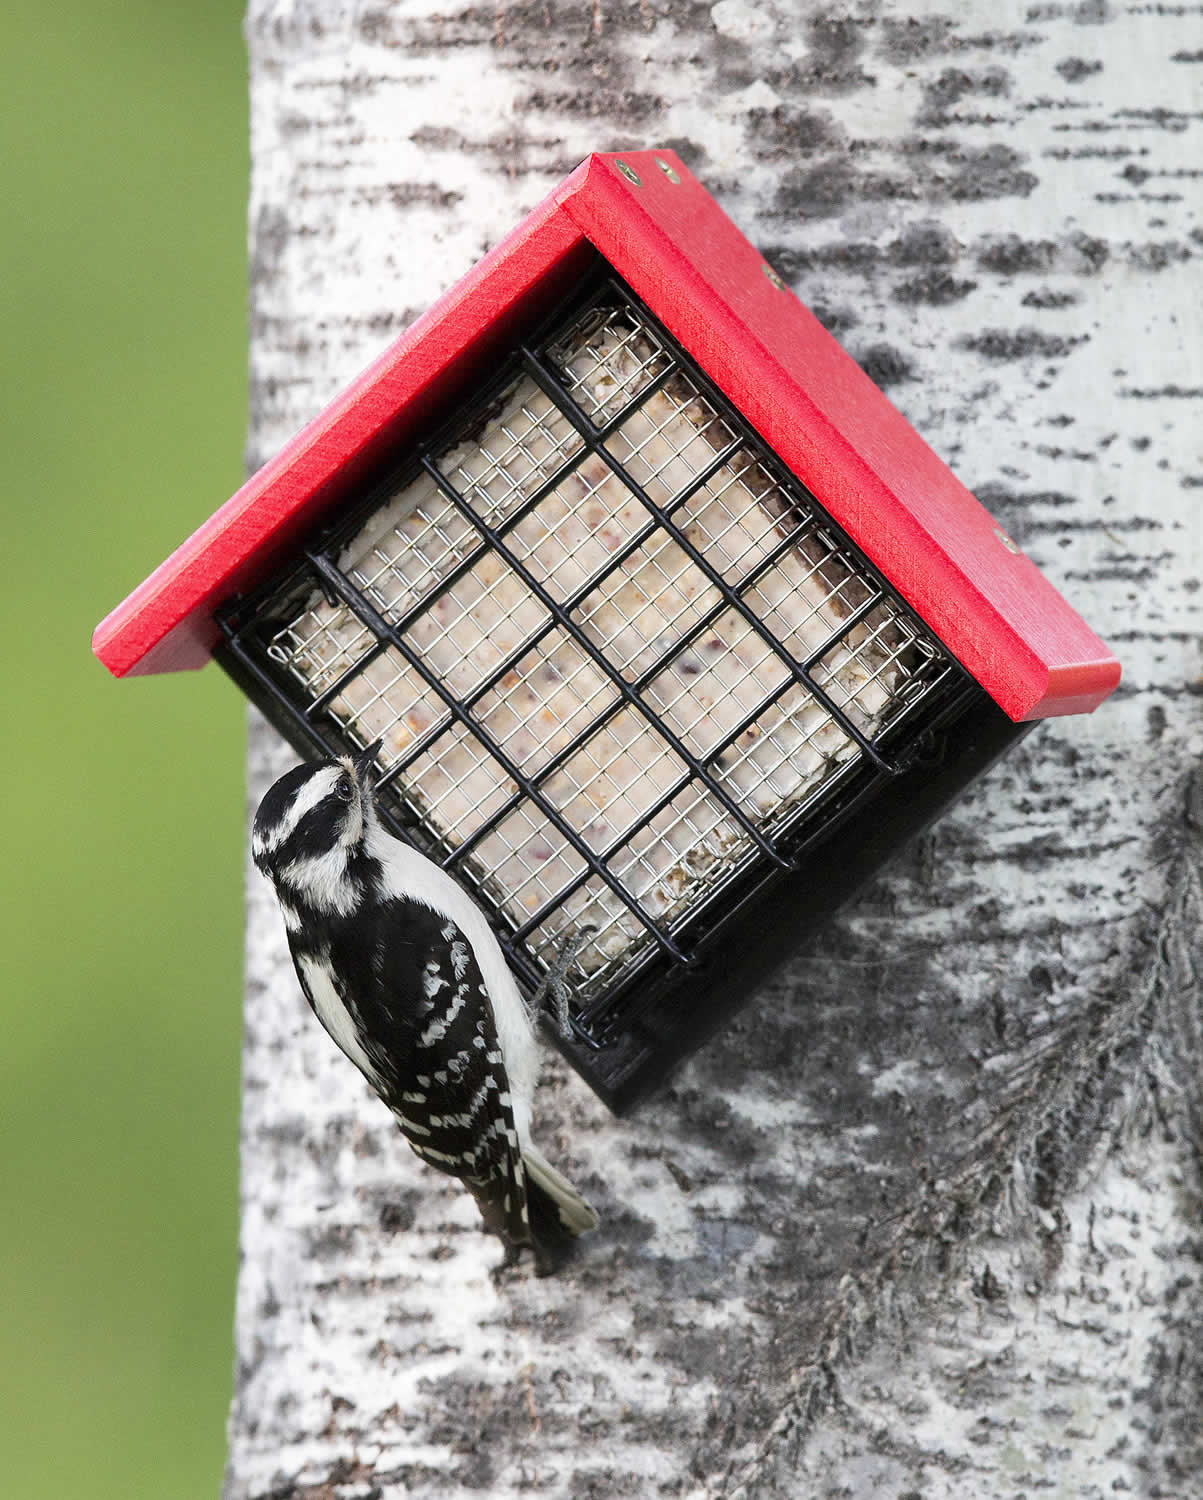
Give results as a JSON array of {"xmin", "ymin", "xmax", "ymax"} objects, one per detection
[{"xmin": 216, "ymin": 271, "xmax": 1019, "ymax": 1108}]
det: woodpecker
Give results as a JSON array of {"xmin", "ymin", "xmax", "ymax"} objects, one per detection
[{"xmin": 251, "ymin": 743, "xmax": 598, "ymax": 1274}]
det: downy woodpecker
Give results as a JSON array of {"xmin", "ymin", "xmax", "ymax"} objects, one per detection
[{"xmin": 252, "ymin": 744, "xmax": 598, "ymax": 1273}]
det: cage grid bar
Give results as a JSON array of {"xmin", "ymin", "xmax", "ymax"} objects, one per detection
[
  {"xmin": 273, "ymin": 348, "xmax": 732, "ymax": 789},
  {"xmin": 570, "ymin": 632, "xmax": 976, "ymax": 1027},
  {"xmin": 567, "ymin": 279, "xmax": 949, "ymax": 760},
  {"xmin": 580, "ymin": 670, "xmax": 987, "ymax": 1044},
  {"xmin": 305, "ymin": 636, "xmax": 393, "ymax": 716},
  {"xmin": 401, "ymin": 410, "xmax": 902, "ymax": 876}
]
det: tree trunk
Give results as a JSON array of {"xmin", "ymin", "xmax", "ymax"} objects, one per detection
[{"xmin": 228, "ymin": 2, "xmax": 1203, "ymax": 1495}]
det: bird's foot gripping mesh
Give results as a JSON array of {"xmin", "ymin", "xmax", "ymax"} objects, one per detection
[{"xmin": 220, "ymin": 275, "xmax": 972, "ymax": 1105}]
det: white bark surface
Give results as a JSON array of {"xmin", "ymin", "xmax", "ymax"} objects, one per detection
[{"xmin": 229, "ymin": 2, "xmax": 1203, "ymax": 1496}]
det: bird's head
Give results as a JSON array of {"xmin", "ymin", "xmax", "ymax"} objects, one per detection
[{"xmin": 251, "ymin": 742, "xmax": 381, "ymax": 906}]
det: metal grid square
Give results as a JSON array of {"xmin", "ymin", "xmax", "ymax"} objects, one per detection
[
  {"xmin": 524, "ymin": 870, "xmax": 654, "ymax": 993},
  {"xmin": 436, "ymin": 378, "xmax": 584, "ymax": 525},
  {"xmin": 471, "ymin": 802, "xmax": 588, "ymax": 923},
  {"xmin": 469, "ymin": 632, "xmax": 619, "ymax": 774},
  {"xmin": 713, "ymin": 681, "xmax": 854, "ymax": 821},
  {"xmin": 267, "ymin": 598, "xmax": 376, "ymax": 696},
  {"xmin": 546, "ymin": 303, "xmax": 671, "ymax": 422},
  {"xmin": 572, "ymin": 533, "xmax": 722, "ymax": 680},
  {"xmin": 504, "ymin": 451, "xmax": 651, "ymax": 603},
  {"xmin": 674, "ymin": 452, "xmax": 807, "ymax": 587},
  {"xmin": 333, "ymin": 375, "xmax": 581, "ymax": 627},
  {"xmin": 603, "ymin": 377, "xmax": 735, "ymax": 506},
  {"xmin": 323, "ymin": 649, "xmax": 449, "ymax": 770},
  {"xmin": 739, "ymin": 537, "xmax": 874, "ymax": 663},
  {"xmin": 639, "ymin": 611, "xmax": 792, "ymax": 762},
  {"xmin": 396, "ymin": 721, "xmax": 517, "ymax": 848},
  {"xmin": 609, "ymin": 782, "xmax": 751, "ymax": 921},
  {"xmin": 343, "ymin": 468, "xmax": 478, "ymax": 619},
  {"xmin": 401, "ymin": 552, "xmax": 548, "ymax": 702},
  {"xmin": 541, "ymin": 704, "xmax": 688, "ymax": 854},
  {"xmin": 521, "ymin": 778, "xmax": 754, "ymax": 990},
  {"xmin": 811, "ymin": 604, "xmax": 931, "ymax": 733}
]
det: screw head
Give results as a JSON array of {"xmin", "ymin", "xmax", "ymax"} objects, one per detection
[
  {"xmin": 615, "ymin": 160, "xmax": 641, "ymax": 186},
  {"xmin": 654, "ymin": 158, "xmax": 681, "ymax": 184}
]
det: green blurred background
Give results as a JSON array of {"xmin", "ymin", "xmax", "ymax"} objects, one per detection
[{"xmin": 3, "ymin": 3, "xmax": 249, "ymax": 1494}]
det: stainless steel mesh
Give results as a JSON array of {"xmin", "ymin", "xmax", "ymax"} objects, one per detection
[{"xmin": 263, "ymin": 293, "xmax": 953, "ymax": 1002}]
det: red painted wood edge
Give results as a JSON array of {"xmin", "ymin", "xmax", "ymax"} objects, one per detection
[
  {"xmin": 561, "ymin": 152, "xmax": 1119, "ymax": 721},
  {"xmin": 94, "ymin": 148, "xmax": 1119, "ymax": 722},
  {"xmin": 92, "ymin": 174, "xmax": 595, "ymax": 676}
]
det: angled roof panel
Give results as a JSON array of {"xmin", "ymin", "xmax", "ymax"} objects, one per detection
[{"xmin": 93, "ymin": 149, "xmax": 1119, "ymax": 720}]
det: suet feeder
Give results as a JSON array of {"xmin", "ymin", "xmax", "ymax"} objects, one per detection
[{"xmin": 94, "ymin": 150, "xmax": 1120, "ymax": 1111}]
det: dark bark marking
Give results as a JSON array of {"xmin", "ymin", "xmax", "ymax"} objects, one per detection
[
  {"xmin": 1119, "ymin": 384, "xmax": 1203, "ymax": 398},
  {"xmin": 854, "ymin": 342, "xmax": 917, "ymax": 385},
  {"xmin": 892, "ymin": 269, "xmax": 978, "ymax": 303},
  {"xmin": 877, "ymin": 15, "xmax": 957, "ymax": 62},
  {"xmin": 1022, "ymin": 285, "xmax": 1080, "ymax": 307},
  {"xmin": 1025, "ymin": 1, "xmax": 1114, "ymax": 22},
  {"xmin": 889, "ymin": 221, "xmax": 963, "ymax": 264},
  {"xmin": 918, "ymin": 63, "xmax": 1012, "ymax": 126},
  {"xmin": 805, "ymin": 300, "xmax": 860, "ymax": 335},
  {"xmin": 961, "ymin": 326, "xmax": 1089, "ymax": 360},
  {"xmin": 518, "ymin": 87, "xmax": 666, "ymax": 122},
  {"xmin": 743, "ymin": 103, "xmax": 845, "ymax": 158},
  {"xmin": 1056, "ymin": 56, "xmax": 1105, "ymax": 80},
  {"xmin": 774, "ymin": 142, "xmax": 1039, "ymax": 220}
]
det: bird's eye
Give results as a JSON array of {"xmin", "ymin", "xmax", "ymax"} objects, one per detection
[{"xmin": 335, "ymin": 775, "xmax": 354, "ymax": 803}]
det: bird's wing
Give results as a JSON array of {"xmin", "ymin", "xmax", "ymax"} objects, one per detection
[{"xmin": 327, "ymin": 896, "xmax": 534, "ymax": 1250}]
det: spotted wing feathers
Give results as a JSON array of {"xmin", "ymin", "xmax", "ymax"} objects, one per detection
[{"xmin": 297, "ymin": 895, "xmax": 589, "ymax": 1266}]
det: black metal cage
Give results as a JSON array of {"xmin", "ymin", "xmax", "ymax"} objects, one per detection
[{"xmin": 218, "ymin": 270, "xmax": 1027, "ymax": 1110}]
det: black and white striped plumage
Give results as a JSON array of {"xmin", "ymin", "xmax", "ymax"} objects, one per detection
[{"xmin": 252, "ymin": 746, "xmax": 597, "ymax": 1273}]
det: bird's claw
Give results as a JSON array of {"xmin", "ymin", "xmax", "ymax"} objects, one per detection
[{"xmin": 529, "ymin": 925, "xmax": 595, "ymax": 1040}]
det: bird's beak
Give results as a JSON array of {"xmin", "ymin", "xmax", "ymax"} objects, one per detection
[{"xmin": 352, "ymin": 739, "xmax": 383, "ymax": 790}]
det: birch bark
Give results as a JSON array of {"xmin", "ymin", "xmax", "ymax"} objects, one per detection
[{"xmin": 229, "ymin": 2, "xmax": 1203, "ymax": 1495}]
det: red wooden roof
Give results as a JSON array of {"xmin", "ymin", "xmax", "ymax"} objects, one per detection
[{"xmin": 93, "ymin": 149, "xmax": 1119, "ymax": 721}]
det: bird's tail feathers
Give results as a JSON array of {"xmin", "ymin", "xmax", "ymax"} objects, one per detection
[
  {"xmin": 522, "ymin": 1144, "xmax": 599, "ymax": 1237},
  {"xmin": 469, "ymin": 1146, "xmax": 597, "ymax": 1275}
]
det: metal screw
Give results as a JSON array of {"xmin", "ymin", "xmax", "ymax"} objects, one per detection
[
  {"xmin": 615, "ymin": 160, "xmax": 641, "ymax": 186},
  {"xmin": 993, "ymin": 527, "xmax": 1021, "ymax": 555},
  {"xmin": 654, "ymin": 158, "xmax": 681, "ymax": 184},
  {"xmin": 762, "ymin": 262, "xmax": 787, "ymax": 292}
]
